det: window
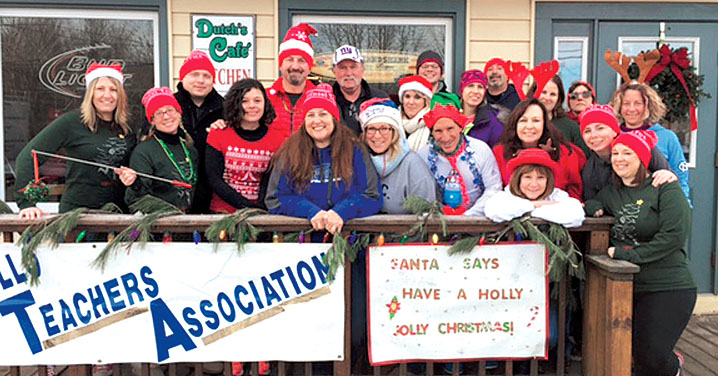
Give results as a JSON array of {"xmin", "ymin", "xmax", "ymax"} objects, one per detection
[
  {"xmin": 0, "ymin": 8, "xmax": 159, "ymax": 209},
  {"xmin": 292, "ymin": 15, "xmax": 453, "ymax": 95},
  {"xmin": 553, "ymin": 37, "xmax": 588, "ymax": 88},
  {"xmin": 619, "ymin": 37, "xmax": 699, "ymax": 166}
]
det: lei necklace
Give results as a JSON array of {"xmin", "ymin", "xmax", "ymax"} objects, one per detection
[{"xmin": 154, "ymin": 136, "xmax": 196, "ymax": 186}]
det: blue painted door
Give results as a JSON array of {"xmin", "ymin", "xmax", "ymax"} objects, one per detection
[{"xmin": 596, "ymin": 22, "xmax": 718, "ymax": 293}]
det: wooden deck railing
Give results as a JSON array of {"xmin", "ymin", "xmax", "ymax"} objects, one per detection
[{"xmin": 0, "ymin": 214, "xmax": 637, "ymax": 376}]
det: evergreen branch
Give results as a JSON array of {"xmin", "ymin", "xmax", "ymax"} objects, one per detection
[
  {"xmin": 205, "ymin": 208, "xmax": 267, "ymax": 254},
  {"xmin": 402, "ymin": 196, "xmax": 449, "ymax": 239},
  {"xmin": 284, "ymin": 229, "xmax": 314, "ymax": 243},
  {"xmin": 322, "ymin": 232, "xmax": 351, "ymax": 283},
  {"xmin": 448, "ymin": 236, "xmax": 480, "ymax": 256},
  {"xmin": 129, "ymin": 195, "xmax": 182, "ymax": 214},
  {"xmin": 0, "ymin": 200, "xmax": 13, "ymax": 214}
]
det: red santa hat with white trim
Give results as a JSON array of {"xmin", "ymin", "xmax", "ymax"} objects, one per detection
[
  {"xmin": 398, "ymin": 75, "xmax": 433, "ymax": 103},
  {"xmin": 278, "ymin": 23, "xmax": 318, "ymax": 68},
  {"xmin": 85, "ymin": 63, "xmax": 124, "ymax": 88}
]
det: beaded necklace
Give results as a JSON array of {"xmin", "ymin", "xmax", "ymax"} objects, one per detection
[{"xmin": 154, "ymin": 135, "xmax": 196, "ymax": 185}]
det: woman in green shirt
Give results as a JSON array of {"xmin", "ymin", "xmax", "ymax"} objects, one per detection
[
  {"xmin": 15, "ymin": 63, "xmax": 136, "ymax": 218},
  {"xmin": 585, "ymin": 130, "xmax": 695, "ymax": 376}
]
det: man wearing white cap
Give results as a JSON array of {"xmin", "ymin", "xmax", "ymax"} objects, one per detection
[{"xmin": 331, "ymin": 45, "xmax": 388, "ymax": 135}]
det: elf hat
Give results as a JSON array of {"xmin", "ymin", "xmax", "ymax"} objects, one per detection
[
  {"xmin": 416, "ymin": 50, "xmax": 444, "ymax": 74},
  {"xmin": 612, "ymin": 130, "xmax": 658, "ymax": 168},
  {"xmin": 423, "ymin": 103, "xmax": 469, "ymax": 129},
  {"xmin": 179, "ymin": 50, "xmax": 215, "ymax": 82},
  {"xmin": 579, "ymin": 104, "xmax": 621, "ymax": 134},
  {"xmin": 484, "ymin": 58, "xmax": 508, "ymax": 74},
  {"xmin": 301, "ymin": 83, "xmax": 340, "ymax": 121},
  {"xmin": 142, "ymin": 87, "xmax": 182, "ymax": 122},
  {"xmin": 278, "ymin": 23, "xmax": 318, "ymax": 68},
  {"xmin": 430, "ymin": 92, "xmax": 461, "ymax": 110},
  {"xmin": 359, "ymin": 98, "xmax": 402, "ymax": 133},
  {"xmin": 85, "ymin": 63, "xmax": 124, "ymax": 88},
  {"xmin": 507, "ymin": 148, "xmax": 561, "ymax": 180},
  {"xmin": 398, "ymin": 75, "xmax": 433, "ymax": 103},
  {"xmin": 459, "ymin": 69, "xmax": 488, "ymax": 96}
]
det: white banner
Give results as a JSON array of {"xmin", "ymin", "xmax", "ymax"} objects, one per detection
[
  {"xmin": 0, "ymin": 243, "xmax": 344, "ymax": 365},
  {"xmin": 191, "ymin": 14, "xmax": 256, "ymax": 95},
  {"xmin": 368, "ymin": 243, "xmax": 548, "ymax": 365}
]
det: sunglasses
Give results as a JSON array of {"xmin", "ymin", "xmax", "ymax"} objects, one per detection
[{"xmin": 569, "ymin": 92, "xmax": 592, "ymax": 100}]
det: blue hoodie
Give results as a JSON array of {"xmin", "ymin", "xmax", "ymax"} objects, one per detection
[
  {"xmin": 648, "ymin": 123, "xmax": 691, "ymax": 205},
  {"xmin": 265, "ymin": 145, "xmax": 382, "ymax": 221}
]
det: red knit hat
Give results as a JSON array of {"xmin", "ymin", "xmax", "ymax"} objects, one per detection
[
  {"xmin": 484, "ymin": 58, "xmax": 508, "ymax": 74},
  {"xmin": 612, "ymin": 130, "xmax": 658, "ymax": 168},
  {"xmin": 142, "ymin": 87, "xmax": 182, "ymax": 122},
  {"xmin": 579, "ymin": 104, "xmax": 621, "ymax": 134},
  {"xmin": 459, "ymin": 69, "xmax": 488, "ymax": 96},
  {"xmin": 507, "ymin": 148, "xmax": 561, "ymax": 181},
  {"xmin": 85, "ymin": 63, "xmax": 124, "ymax": 88},
  {"xmin": 398, "ymin": 75, "xmax": 433, "ymax": 103},
  {"xmin": 278, "ymin": 23, "xmax": 318, "ymax": 68},
  {"xmin": 423, "ymin": 103, "xmax": 470, "ymax": 129},
  {"xmin": 302, "ymin": 83, "xmax": 340, "ymax": 120},
  {"xmin": 179, "ymin": 50, "xmax": 215, "ymax": 82}
]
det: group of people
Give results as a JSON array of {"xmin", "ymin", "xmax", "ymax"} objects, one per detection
[{"xmin": 14, "ymin": 22, "xmax": 694, "ymax": 376}]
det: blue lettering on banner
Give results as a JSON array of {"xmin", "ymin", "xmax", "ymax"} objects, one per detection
[
  {"xmin": 0, "ymin": 290, "xmax": 42, "ymax": 354},
  {"xmin": 150, "ymin": 298, "xmax": 197, "ymax": 362}
]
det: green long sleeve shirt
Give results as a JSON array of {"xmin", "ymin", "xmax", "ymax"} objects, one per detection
[
  {"xmin": 14, "ymin": 111, "xmax": 135, "ymax": 212},
  {"xmin": 125, "ymin": 132, "xmax": 198, "ymax": 211},
  {"xmin": 585, "ymin": 178, "xmax": 695, "ymax": 292}
]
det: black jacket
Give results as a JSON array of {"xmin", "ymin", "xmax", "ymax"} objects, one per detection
[
  {"xmin": 174, "ymin": 82, "xmax": 224, "ymax": 213},
  {"xmin": 332, "ymin": 79, "xmax": 388, "ymax": 135}
]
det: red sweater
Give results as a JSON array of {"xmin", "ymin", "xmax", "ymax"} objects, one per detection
[
  {"xmin": 267, "ymin": 78, "xmax": 315, "ymax": 141},
  {"xmin": 492, "ymin": 144, "xmax": 586, "ymax": 201},
  {"xmin": 206, "ymin": 126, "xmax": 285, "ymax": 214}
]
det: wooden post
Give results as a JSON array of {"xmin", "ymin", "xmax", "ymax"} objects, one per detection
[{"xmin": 334, "ymin": 258, "xmax": 352, "ymax": 376}]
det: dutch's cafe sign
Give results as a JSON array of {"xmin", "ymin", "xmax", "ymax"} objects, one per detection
[{"xmin": 192, "ymin": 15, "xmax": 256, "ymax": 95}]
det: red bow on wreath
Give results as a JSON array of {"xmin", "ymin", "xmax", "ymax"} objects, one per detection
[{"xmin": 645, "ymin": 45, "xmax": 698, "ymax": 131}]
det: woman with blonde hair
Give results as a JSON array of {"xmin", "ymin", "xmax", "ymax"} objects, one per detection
[
  {"xmin": 398, "ymin": 75, "xmax": 433, "ymax": 151},
  {"xmin": 611, "ymin": 81, "xmax": 690, "ymax": 202},
  {"xmin": 15, "ymin": 63, "xmax": 136, "ymax": 218},
  {"xmin": 359, "ymin": 98, "xmax": 436, "ymax": 213}
]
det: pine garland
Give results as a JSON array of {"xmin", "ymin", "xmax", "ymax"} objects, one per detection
[
  {"xmin": 18, "ymin": 203, "xmax": 123, "ymax": 285},
  {"xmin": 92, "ymin": 196, "xmax": 182, "ymax": 271},
  {"xmin": 0, "ymin": 200, "xmax": 13, "ymax": 214},
  {"xmin": 322, "ymin": 232, "xmax": 371, "ymax": 283},
  {"xmin": 401, "ymin": 196, "xmax": 449, "ymax": 240},
  {"xmin": 205, "ymin": 208, "xmax": 266, "ymax": 254}
]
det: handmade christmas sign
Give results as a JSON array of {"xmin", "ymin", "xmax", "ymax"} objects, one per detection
[{"xmin": 368, "ymin": 243, "xmax": 548, "ymax": 364}]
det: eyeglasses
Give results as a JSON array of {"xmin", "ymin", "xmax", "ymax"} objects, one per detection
[
  {"xmin": 365, "ymin": 126, "xmax": 393, "ymax": 135},
  {"xmin": 153, "ymin": 108, "xmax": 179, "ymax": 119},
  {"xmin": 569, "ymin": 91, "xmax": 592, "ymax": 100}
]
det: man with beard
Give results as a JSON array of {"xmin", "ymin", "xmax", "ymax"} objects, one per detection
[
  {"xmin": 267, "ymin": 23, "xmax": 318, "ymax": 141},
  {"xmin": 331, "ymin": 45, "xmax": 388, "ymax": 135},
  {"xmin": 174, "ymin": 50, "xmax": 224, "ymax": 213},
  {"xmin": 484, "ymin": 57, "xmax": 520, "ymax": 112}
]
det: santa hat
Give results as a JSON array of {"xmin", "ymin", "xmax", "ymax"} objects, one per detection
[
  {"xmin": 301, "ymin": 83, "xmax": 340, "ymax": 120},
  {"xmin": 416, "ymin": 50, "xmax": 444, "ymax": 74},
  {"xmin": 359, "ymin": 98, "xmax": 402, "ymax": 132},
  {"xmin": 484, "ymin": 58, "xmax": 508, "ymax": 74},
  {"xmin": 580, "ymin": 104, "xmax": 620, "ymax": 134},
  {"xmin": 459, "ymin": 69, "xmax": 488, "ymax": 96},
  {"xmin": 507, "ymin": 148, "xmax": 561, "ymax": 181},
  {"xmin": 278, "ymin": 23, "xmax": 318, "ymax": 68},
  {"xmin": 612, "ymin": 130, "xmax": 658, "ymax": 168},
  {"xmin": 398, "ymin": 75, "xmax": 433, "ymax": 103},
  {"xmin": 179, "ymin": 50, "xmax": 215, "ymax": 82},
  {"xmin": 423, "ymin": 103, "xmax": 469, "ymax": 129},
  {"xmin": 142, "ymin": 87, "xmax": 182, "ymax": 122},
  {"xmin": 85, "ymin": 63, "xmax": 124, "ymax": 88}
]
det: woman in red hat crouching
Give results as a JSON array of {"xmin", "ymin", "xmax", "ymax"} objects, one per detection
[
  {"xmin": 585, "ymin": 130, "xmax": 695, "ymax": 376},
  {"xmin": 484, "ymin": 148, "xmax": 584, "ymax": 227}
]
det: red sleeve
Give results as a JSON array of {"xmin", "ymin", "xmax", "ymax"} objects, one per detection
[
  {"xmin": 492, "ymin": 144, "xmax": 510, "ymax": 185},
  {"xmin": 559, "ymin": 145, "xmax": 585, "ymax": 202},
  {"xmin": 206, "ymin": 127, "xmax": 225, "ymax": 151}
]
